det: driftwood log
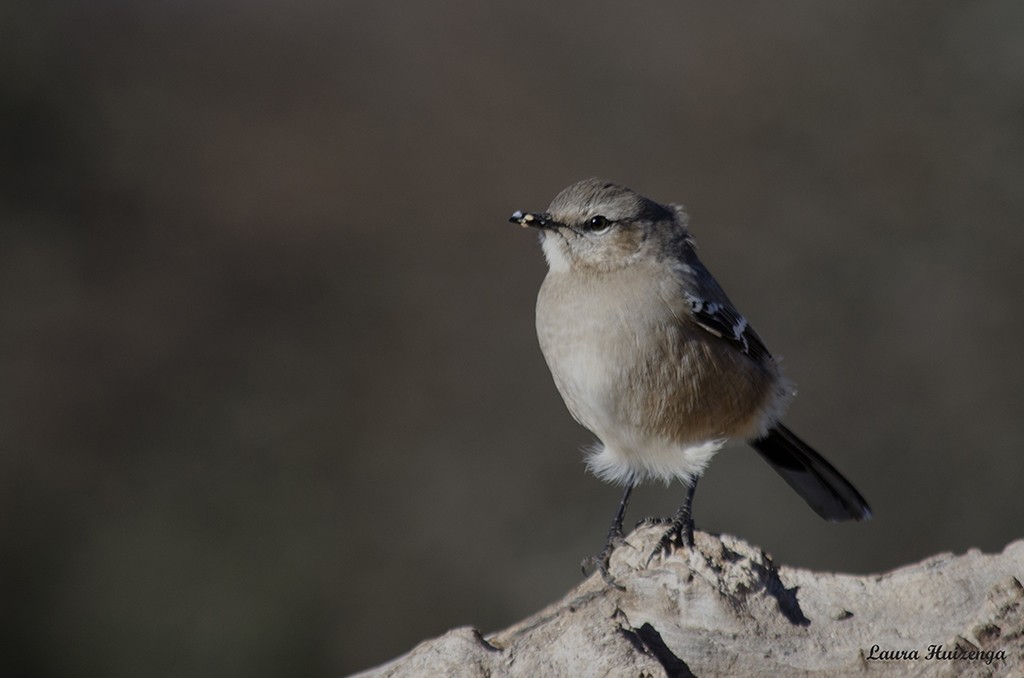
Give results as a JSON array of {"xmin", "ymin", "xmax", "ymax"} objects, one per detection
[{"xmin": 352, "ymin": 526, "xmax": 1024, "ymax": 677}]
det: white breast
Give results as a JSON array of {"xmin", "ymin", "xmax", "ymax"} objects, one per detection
[{"xmin": 537, "ymin": 268, "xmax": 669, "ymax": 428}]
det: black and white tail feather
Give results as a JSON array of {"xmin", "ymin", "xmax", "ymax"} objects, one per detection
[{"xmin": 751, "ymin": 423, "xmax": 871, "ymax": 521}]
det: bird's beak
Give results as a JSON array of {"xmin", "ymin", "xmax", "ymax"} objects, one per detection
[{"xmin": 509, "ymin": 210, "xmax": 560, "ymax": 230}]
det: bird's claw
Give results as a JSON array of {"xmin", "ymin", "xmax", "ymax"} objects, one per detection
[
  {"xmin": 582, "ymin": 528, "xmax": 628, "ymax": 590},
  {"xmin": 645, "ymin": 518, "xmax": 694, "ymax": 567}
]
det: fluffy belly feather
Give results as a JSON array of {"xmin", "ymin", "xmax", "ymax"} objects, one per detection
[{"xmin": 536, "ymin": 267, "xmax": 777, "ymax": 485}]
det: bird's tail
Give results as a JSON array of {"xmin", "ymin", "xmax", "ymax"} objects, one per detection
[{"xmin": 751, "ymin": 423, "xmax": 872, "ymax": 522}]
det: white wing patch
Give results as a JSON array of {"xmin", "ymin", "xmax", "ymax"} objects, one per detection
[{"xmin": 684, "ymin": 292, "xmax": 770, "ymax": 362}]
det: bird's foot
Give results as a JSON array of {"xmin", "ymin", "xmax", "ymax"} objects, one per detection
[
  {"xmin": 646, "ymin": 515, "xmax": 695, "ymax": 567},
  {"xmin": 582, "ymin": 526, "xmax": 628, "ymax": 590}
]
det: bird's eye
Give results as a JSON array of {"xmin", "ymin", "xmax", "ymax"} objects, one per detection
[{"xmin": 587, "ymin": 215, "xmax": 610, "ymax": 230}]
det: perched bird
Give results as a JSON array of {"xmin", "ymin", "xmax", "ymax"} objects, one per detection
[{"xmin": 510, "ymin": 178, "xmax": 870, "ymax": 585}]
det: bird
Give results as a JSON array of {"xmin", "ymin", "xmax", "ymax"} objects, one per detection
[{"xmin": 509, "ymin": 178, "xmax": 870, "ymax": 586}]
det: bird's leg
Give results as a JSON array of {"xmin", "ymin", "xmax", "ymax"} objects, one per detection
[
  {"xmin": 648, "ymin": 480, "xmax": 698, "ymax": 564},
  {"xmin": 582, "ymin": 481, "xmax": 634, "ymax": 589}
]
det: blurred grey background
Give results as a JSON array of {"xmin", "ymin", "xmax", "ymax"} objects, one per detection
[{"xmin": 3, "ymin": 1, "xmax": 1023, "ymax": 676}]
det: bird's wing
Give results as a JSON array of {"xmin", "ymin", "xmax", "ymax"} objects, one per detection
[{"xmin": 683, "ymin": 291, "xmax": 772, "ymax": 364}]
